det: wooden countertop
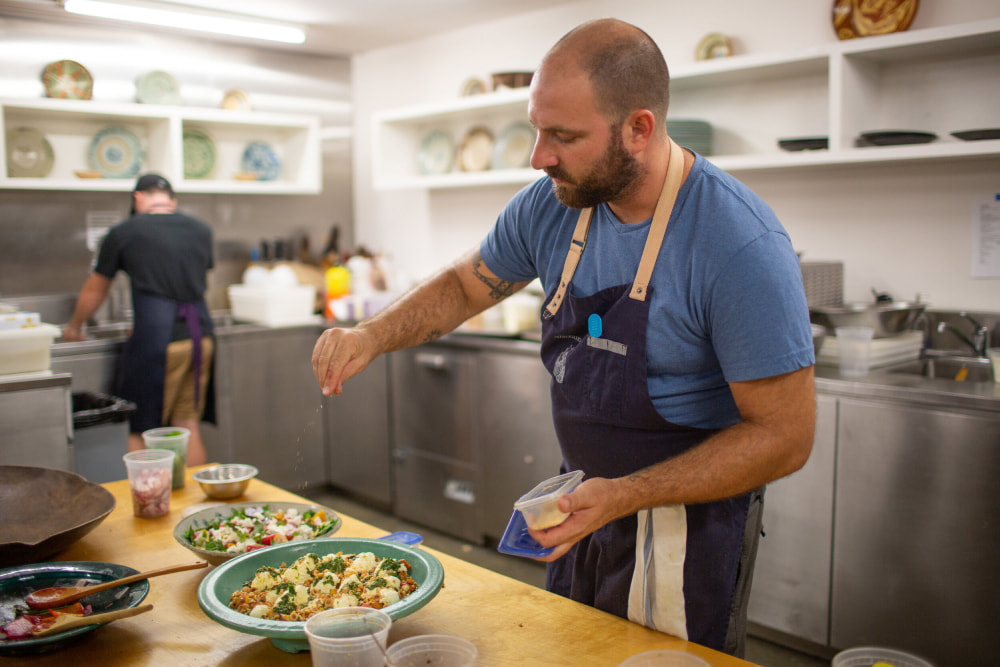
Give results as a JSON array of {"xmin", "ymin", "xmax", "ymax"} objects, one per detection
[{"xmin": 5, "ymin": 467, "xmax": 760, "ymax": 666}]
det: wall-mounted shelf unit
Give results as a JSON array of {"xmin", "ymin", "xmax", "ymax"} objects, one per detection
[
  {"xmin": 372, "ymin": 17, "xmax": 1000, "ymax": 190},
  {"xmin": 1, "ymin": 98, "xmax": 321, "ymax": 194}
]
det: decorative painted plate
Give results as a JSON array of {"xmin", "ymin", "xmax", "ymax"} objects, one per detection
[
  {"xmin": 459, "ymin": 77, "xmax": 488, "ymax": 97},
  {"xmin": 832, "ymin": 0, "xmax": 919, "ymax": 40},
  {"xmin": 87, "ymin": 126, "xmax": 143, "ymax": 179},
  {"xmin": 0, "ymin": 561, "xmax": 149, "ymax": 657},
  {"xmin": 182, "ymin": 128, "xmax": 216, "ymax": 179},
  {"xmin": 492, "ymin": 121, "xmax": 535, "ymax": 169},
  {"xmin": 951, "ymin": 128, "xmax": 1000, "ymax": 141},
  {"xmin": 856, "ymin": 130, "xmax": 937, "ymax": 146},
  {"xmin": 240, "ymin": 141, "xmax": 281, "ymax": 181},
  {"xmin": 221, "ymin": 89, "xmax": 252, "ymax": 111},
  {"xmin": 136, "ymin": 70, "xmax": 181, "ymax": 105},
  {"xmin": 457, "ymin": 126, "xmax": 494, "ymax": 172},
  {"xmin": 416, "ymin": 130, "xmax": 454, "ymax": 175},
  {"xmin": 41, "ymin": 60, "xmax": 93, "ymax": 100},
  {"xmin": 778, "ymin": 136, "xmax": 830, "ymax": 152},
  {"xmin": 695, "ymin": 33, "xmax": 732, "ymax": 61},
  {"xmin": 5, "ymin": 127, "xmax": 54, "ymax": 178}
]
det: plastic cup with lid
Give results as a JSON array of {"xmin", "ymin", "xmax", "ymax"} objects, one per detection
[{"xmin": 304, "ymin": 607, "xmax": 391, "ymax": 667}]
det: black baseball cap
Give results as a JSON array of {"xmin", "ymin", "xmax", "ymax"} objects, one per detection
[
  {"xmin": 134, "ymin": 173, "xmax": 174, "ymax": 195},
  {"xmin": 131, "ymin": 173, "xmax": 174, "ymax": 214}
]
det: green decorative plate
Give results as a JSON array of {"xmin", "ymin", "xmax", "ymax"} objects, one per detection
[
  {"xmin": 5, "ymin": 127, "xmax": 54, "ymax": 178},
  {"xmin": 197, "ymin": 537, "xmax": 445, "ymax": 653},
  {"xmin": 136, "ymin": 70, "xmax": 181, "ymax": 105},
  {"xmin": 182, "ymin": 128, "xmax": 216, "ymax": 179},
  {"xmin": 0, "ymin": 561, "xmax": 149, "ymax": 657}
]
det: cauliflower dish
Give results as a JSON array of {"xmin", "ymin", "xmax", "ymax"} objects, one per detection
[{"xmin": 228, "ymin": 551, "xmax": 419, "ymax": 621}]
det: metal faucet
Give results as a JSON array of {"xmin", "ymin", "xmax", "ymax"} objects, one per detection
[{"xmin": 936, "ymin": 312, "xmax": 989, "ymax": 357}]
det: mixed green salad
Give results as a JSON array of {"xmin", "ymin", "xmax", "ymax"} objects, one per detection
[{"xmin": 183, "ymin": 505, "xmax": 339, "ymax": 555}]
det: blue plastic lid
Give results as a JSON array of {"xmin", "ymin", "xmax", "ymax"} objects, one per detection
[
  {"xmin": 497, "ymin": 510, "xmax": 554, "ymax": 558},
  {"xmin": 378, "ymin": 531, "xmax": 424, "ymax": 546}
]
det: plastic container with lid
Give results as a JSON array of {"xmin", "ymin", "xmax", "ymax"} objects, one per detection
[
  {"xmin": 514, "ymin": 469, "xmax": 584, "ymax": 530},
  {"xmin": 832, "ymin": 647, "xmax": 935, "ymax": 667}
]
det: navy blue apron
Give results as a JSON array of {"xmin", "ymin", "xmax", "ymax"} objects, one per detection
[
  {"xmin": 539, "ymin": 140, "xmax": 754, "ymax": 653},
  {"xmin": 117, "ymin": 291, "xmax": 214, "ymax": 433}
]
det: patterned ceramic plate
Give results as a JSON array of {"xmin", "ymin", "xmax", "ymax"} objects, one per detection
[
  {"xmin": 240, "ymin": 141, "xmax": 280, "ymax": 181},
  {"xmin": 41, "ymin": 60, "xmax": 93, "ymax": 100},
  {"xmin": 183, "ymin": 128, "xmax": 216, "ymax": 179},
  {"xmin": 492, "ymin": 121, "xmax": 535, "ymax": 169},
  {"xmin": 87, "ymin": 126, "xmax": 144, "ymax": 179},
  {"xmin": 136, "ymin": 70, "xmax": 181, "ymax": 105},
  {"xmin": 5, "ymin": 127, "xmax": 54, "ymax": 178},
  {"xmin": 221, "ymin": 89, "xmax": 252, "ymax": 111},
  {"xmin": 457, "ymin": 126, "xmax": 493, "ymax": 172},
  {"xmin": 416, "ymin": 130, "xmax": 454, "ymax": 175}
]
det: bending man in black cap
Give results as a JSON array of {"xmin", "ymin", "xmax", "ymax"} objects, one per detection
[{"xmin": 64, "ymin": 173, "xmax": 215, "ymax": 465}]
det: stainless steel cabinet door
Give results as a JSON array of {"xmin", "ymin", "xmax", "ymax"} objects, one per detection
[
  {"xmin": 325, "ymin": 353, "xmax": 392, "ymax": 506},
  {"xmin": 832, "ymin": 397, "xmax": 1000, "ymax": 666},
  {"xmin": 748, "ymin": 393, "xmax": 836, "ymax": 645},
  {"xmin": 477, "ymin": 350, "xmax": 563, "ymax": 542}
]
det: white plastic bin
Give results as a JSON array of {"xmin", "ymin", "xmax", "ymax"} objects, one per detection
[
  {"xmin": 0, "ymin": 323, "xmax": 61, "ymax": 375},
  {"xmin": 227, "ymin": 284, "xmax": 316, "ymax": 326}
]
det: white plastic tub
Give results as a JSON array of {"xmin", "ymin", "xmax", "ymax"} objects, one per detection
[
  {"xmin": 227, "ymin": 284, "xmax": 317, "ymax": 327},
  {"xmin": 0, "ymin": 323, "xmax": 61, "ymax": 375}
]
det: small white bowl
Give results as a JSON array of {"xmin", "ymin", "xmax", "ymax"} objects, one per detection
[{"xmin": 192, "ymin": 464, "xmax": 258, "ymax": 499}]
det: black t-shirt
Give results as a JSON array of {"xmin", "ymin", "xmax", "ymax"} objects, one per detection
[{"xmin": 95, "ymin": 212, "xmax": 213, "ymax": 303}]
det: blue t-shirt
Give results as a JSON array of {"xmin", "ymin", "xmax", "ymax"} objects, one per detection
[{"xmin": 481, "ymin": 153, "xmax": 814, "ymax": 429}]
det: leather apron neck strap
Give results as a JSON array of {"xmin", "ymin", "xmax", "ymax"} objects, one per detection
[{"xmin": 544, "ymin": 138, "xmax": 685, "ymax": 318}]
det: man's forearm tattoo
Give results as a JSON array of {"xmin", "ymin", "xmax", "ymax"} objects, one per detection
[
  {"xmin": 421, "ymin": 329, "xmax": 443, "ymax": 344},
  {"xmin": 472, "ymin": 257, "xmax": 516, "ymax": 301}
]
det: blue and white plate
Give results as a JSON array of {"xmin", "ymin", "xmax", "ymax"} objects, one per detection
[
  {"xmin": 87, "ymin": 126, "xmax": 143, "ymax": 179},
  {"xmin": 240, "ymin": 141, "xmax": 281, "ymax": 181}
]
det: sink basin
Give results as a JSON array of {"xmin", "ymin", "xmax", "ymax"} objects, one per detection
[{"xmin": 888, "ymin": 356, "xmax": 994, "ymax": 383}]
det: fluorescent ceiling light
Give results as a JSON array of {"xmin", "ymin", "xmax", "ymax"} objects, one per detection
[{"xmin": 62, "ymin": 0, "xmax": 306, "ymax": 44}]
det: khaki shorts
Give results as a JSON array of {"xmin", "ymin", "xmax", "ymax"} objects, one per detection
[{"xmin": 163, "ymin": 337, "xmax": 214, "ymax": 423}]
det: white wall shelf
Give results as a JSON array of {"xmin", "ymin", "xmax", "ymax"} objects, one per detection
[
  {"xmin": 372, "ymin": 17, "xmax": 1000, "ymax": 190},
  {"xmin": 1, "ymin": 98, "xmax": 321, "ymax": 194}
]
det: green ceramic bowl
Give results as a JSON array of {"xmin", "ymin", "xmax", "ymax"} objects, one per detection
[
  {"xmin": 197, "ymin": 537, "xmax": 444, "ymax": 653},
  {"xmin": 0, "ymin": 561, "xmax": 150, "ymax": 657},
  {"xmin": 173, "ymin": 501, "xmax": 341, "ymax": 566}
]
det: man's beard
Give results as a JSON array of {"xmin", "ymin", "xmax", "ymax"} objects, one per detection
[{"xmin": 546, "ymin": 131, "xmax": 642, "ymax": 209}]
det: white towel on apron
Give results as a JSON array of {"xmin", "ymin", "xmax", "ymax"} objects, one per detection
[{"xmin": 627, "ymin": 505, "xmax": 689, "ymax": 639}]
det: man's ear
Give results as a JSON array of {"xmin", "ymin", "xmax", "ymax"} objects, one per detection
[{"xmin": 623, "ymin": 109, "xmax": 656, "ymax": 154}]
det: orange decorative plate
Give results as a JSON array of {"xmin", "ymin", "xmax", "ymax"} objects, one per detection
[
  {"xmin": 41, "ymin": 60, "xmax": 94, "ymax": 100},
  {"xmin": 832, "ymin": 0, "xmax": 919, "ymax": 40}
]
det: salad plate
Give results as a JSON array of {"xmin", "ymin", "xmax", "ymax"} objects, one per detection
[
  {"xmin": 198, "ymin": 538, "xmax": 444, "ymax": 652},
  {"xmin": 182, "ymin": 128, "xmax": 216, "ymax": 179},
  {"xmin": 240, "ymin": 141, "xmax": 281, "ymax": 181},
  {"xmin": 0, "ymin": 561, "xmax": 148, "ymax": 657},
  {"xmin": 417, "ymin": 129, "xmax": 454, "ymax": 175},
  {"xmin": 41, "ymin": 59, "xmax": 93, "ymax": 100},
  {"xmin": 5, "ymin": 127, "xmax": 55, "ymax": 178},
  {"xmin": 173, "ymin": 501, "xmax": 341, "ymax": 566},
  {"xmin": 136, "ymin": 70, "xmax": 181, "ymax": 105},
  {"xmin": 87, "ymin": 126, "xmax": 144, "ymax": 179},
  {"xmin": 492, "ymin": 121, "xmax": 535, "ymax": 169}
]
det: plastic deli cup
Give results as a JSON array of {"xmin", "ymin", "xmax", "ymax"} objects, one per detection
[
  {"xmin": 514, "ymin": 469, "xmax": 585, "ymax": 530},
  {"xmin": 142, "ymin": 427, "xmax": 190, "ymax": 489},
  {"xmin": 385, "ymin": 634, "xmax": 477, "ymax": 667},
  {"xmin": 988, "ymin": 348, "xmax": 1000, "ymax": 384},
  {"xmin": 123, "ymin": 449, "xmax": 174, "ymax": 518},
  {"xmin": 304, "ymin": 607, "xmax": 391, "ymax": 667},
  {"xmin": 835, "ymin": 326, "xmax": 875, "ymax": 377}
]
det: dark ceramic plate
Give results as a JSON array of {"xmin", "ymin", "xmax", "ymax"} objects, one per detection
[
  {"xmin": 856, "ymin": 131, "xmax": 937, "ymax": 147},
  {"xmin": 0, "ymin": 561, "xmax": 149, "ymax": 656},
  {"xmin": 198, "ymin": 538, "xmax": 444, "ymax": 652},
  {"xmin": 778, "ymin": 137, "xmax": 829, "ymax": 152},
  {"xmin": 951, "ymin": 128, "xmax": 1000, "ymax": 142},
  {"xmin": 0, "ymin": 466, "xmax": 115, "ymax": 569}
]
